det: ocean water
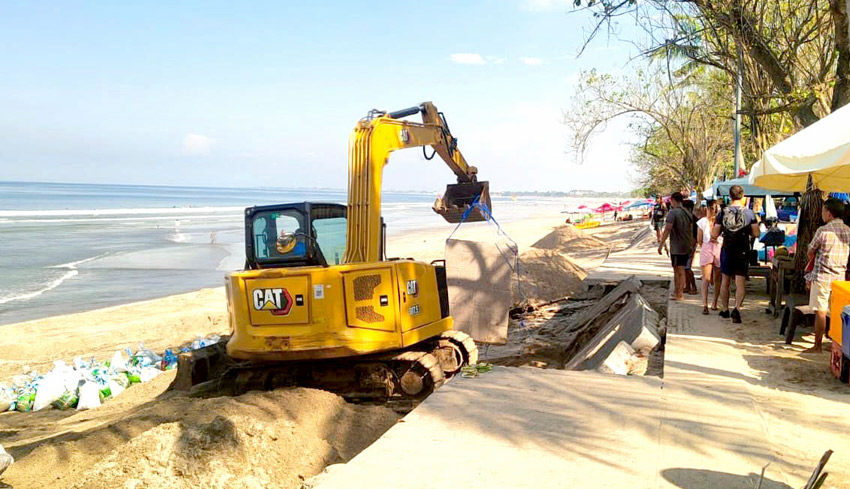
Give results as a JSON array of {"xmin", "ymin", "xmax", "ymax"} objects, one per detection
[{"xmin": 0, "ymin": 181, "xmax": 582, "ymax": 324}]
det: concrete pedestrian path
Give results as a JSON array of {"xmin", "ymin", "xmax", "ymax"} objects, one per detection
[
  {"xmin": 311, "ymin": 236, "xmax": 850, "ymax": 489},
  {"xmin": 312, "ymin": 307, "xmax": 804, "ymax": 488},
  {"xmin": 589, "ymin": 224, "xmax": 672, "ymax": 282}
]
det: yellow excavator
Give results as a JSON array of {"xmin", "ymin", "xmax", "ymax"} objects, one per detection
[{"xmin": 172, "ymin": 102, "xmax": 491, "ymax": 404}]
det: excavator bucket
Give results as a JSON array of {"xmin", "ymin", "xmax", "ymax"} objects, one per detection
[{"xmin": 433, "ymin": 181, "xmax": 491, "ymax": 223}]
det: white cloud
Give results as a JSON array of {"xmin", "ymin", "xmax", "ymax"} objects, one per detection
[
  {"xmin": 485, "ymin": 56, "xmax": 505, "ymax": 64},
  {"xmin": 450, "ymin": 53, "xmax": 486, "ymax": 64},
  {"xmin": 521, "ymin": 57, "xmax": 544, "ymax": 65},
  {"xmin": 181, "ymin": 133, "xmax": 214, "ymax": 156}
]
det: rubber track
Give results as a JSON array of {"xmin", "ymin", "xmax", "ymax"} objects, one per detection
[
  {"xmin": 439, "ymin": 330, "xmax": 479, "ymax": 366},
  {"xmin": 381, "ymin": 350, "xmax": 445, "ymax": 390}
]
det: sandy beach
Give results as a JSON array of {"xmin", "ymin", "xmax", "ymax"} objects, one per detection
[
  {"xmin": 1, "ymin": 214, "xmax": 637, "ymax": 489},
  {"xmin": 3, "ymin": 217, "xmax": 850, "ymax": 488},
  {"xmin": 0, "ymin": 214, "xmax": 574, "ymax": 380}
]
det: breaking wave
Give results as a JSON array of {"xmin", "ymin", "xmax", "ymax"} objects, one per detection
[
  {"xmin": 0, "ymin": 206, "xmax": 244, "ymax": 218},
  {"xmin": 0, "ymin": 270, "xmax": 79, "ymax": 305}
]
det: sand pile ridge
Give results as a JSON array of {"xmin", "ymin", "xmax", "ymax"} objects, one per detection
[
  {"xmin": 66, "ymin": 388, "xmax": 398, "ymax": 489},
  {"xmin": 531, "ymin": 225, "xmax": 609, "ymax": 255},
  {"xmin": 513, "ymin": 225, "xmax": 616, "ymax": 303},
  {"xmin": 515, "ymin": 248, "xmax": 587, "ymax": 303},
  {"xmin": 4, "ymin": 380, "xmax": 398, "ymax": 489}
]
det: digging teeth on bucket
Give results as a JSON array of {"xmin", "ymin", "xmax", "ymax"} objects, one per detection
[{"xmin": 433, "ymin": 181, "xmax": 491, "ymax": 223}]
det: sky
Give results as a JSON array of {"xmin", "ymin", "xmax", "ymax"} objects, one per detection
[{"xmin": 0, "ymin": 0, "xmax": 641, "ymax": 193}]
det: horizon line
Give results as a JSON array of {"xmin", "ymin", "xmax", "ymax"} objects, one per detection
[{"xmin": 0, "ymin": 179, "xmax": 633, "ymax": 195}]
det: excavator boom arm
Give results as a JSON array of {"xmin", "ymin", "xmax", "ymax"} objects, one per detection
[{"xmin": 343, "ymin": 102, "xmax": 490, "ymax": 264}]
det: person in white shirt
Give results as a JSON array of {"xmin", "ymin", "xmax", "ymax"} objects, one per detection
[{"xmin": 696, "ymin": 202, "xmax": 722, "ymax": 315}]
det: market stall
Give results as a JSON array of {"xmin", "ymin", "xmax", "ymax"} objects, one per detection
[{"xmin": 749, "ymin": 103, "xmax": 850, "ymax": 379}]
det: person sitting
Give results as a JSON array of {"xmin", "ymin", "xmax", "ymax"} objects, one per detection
[{"xmin": 276, "ymin": 227, "xmax": 307, "ymax": 256}]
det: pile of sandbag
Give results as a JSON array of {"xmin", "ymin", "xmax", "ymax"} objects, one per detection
[{"xmin": 0, "ymin": 335, "xmax": 220, "ymax": 413}]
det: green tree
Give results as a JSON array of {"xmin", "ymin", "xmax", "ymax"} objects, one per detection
[
  {"xmin": 574, "ymin": 0, "xmax": 846, "ymax": 275},
  {"xmin": 566, "ymin": 66, "xmax": 734, "ymax": 194}
]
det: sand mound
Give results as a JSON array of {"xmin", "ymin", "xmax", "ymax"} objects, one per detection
[
  {"xmin": 531, "ymin": 225, "xmax": 587, "ymax": 250},
  {"xmin": 532, "ymin": 225, "xmax": 609, "ymax": 255},
  {"xmin": 66, "ymin": 388, "xmax": 398, "ymax": 489},
  {"xmin": 5, "ymin": 378, "xmax": 398, "ymax": 489},
  {"xmin": 516, "ymin": 249, "xmax": 587, "ymax": 303}
]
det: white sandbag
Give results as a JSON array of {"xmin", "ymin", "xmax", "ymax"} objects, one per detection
[
  {"xmin": 0, "ymin": 389, "xmax": 11, "ymax": 412},
  {"xmin": 138, "ymin": 367, "xmax": 162, "ymax": 383},
  {"xmin": 0, "ymin": 442, "xmax": 13, "ymax": 476},
  {"xmin": 76, "ymin": 381, "xmax": 102, "ymax": 411},
  {"xmin": 110, "ymin": 350, "xmax": 128, "ymax": 373},
  {"xmin": 107, "ymin": 378, "xmax": 125, "ymax": 398},
  {"xmin": 33, "ymin": 371, "xmax": 65, "ymax": 411}
]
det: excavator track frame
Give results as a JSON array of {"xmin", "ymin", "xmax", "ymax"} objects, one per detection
[{"xmin": 171, "ymin": 331, "xmax": 477, "ymax": 412}]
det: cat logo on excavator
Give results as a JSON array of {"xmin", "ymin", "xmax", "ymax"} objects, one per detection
[{"xmin": 252, "ymin": 288, "xmax": 293, "ymax": 316}]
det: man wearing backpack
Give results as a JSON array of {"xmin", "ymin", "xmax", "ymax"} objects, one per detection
[{"xmin": 711, "ymin": 185, "xmax": 760, "ymax": 323}]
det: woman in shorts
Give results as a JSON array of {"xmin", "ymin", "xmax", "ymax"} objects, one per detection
[{"xmin": 696, "ymin": 202, "xmax": 722, "ymax": 314}]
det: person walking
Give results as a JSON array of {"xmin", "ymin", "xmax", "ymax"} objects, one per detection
[
  {"xmin": 652, "ymin": 196, "xmax": 668, "ymax": 249},
  {"xmin": 711, "ymin": 185, "xmax": 759, "ymax": 323},
  {"xmin": 803, "ymin": 198, "xmax": 850, "ymax": 353},
  {"xmin": 682, "ymin": 199, "xmax": 699, "ymax": 295},
  {"xmin": 658, "ymin": 192, "xmax": 695, "ymax": 300},
  {"xmin": 696, "ymin": 202, "xmax": 722, "ymax": 314}
]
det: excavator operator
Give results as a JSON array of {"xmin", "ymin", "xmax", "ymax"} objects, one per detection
[{"xmin": 275, "ymin": 227, "xmax": 307, "ymax": 256}]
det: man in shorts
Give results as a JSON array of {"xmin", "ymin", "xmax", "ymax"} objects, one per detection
[
  {"xmin": 682, "ymin": 199, "xmax": 698, "ymax": 294},
  {"xmin": 803, "ymin": 198, "xmax": 850, "ymax": 353},
  {"xmin": 652, "ymin": 196, "xmax": 668, "ymax": 247},
  {"xmin": 658, "ymin": 192, "xmax": 695, "ymax": 300},
  {"xmin": 711, "ymin": 185, "xmax": 759, "ymax": 323}
]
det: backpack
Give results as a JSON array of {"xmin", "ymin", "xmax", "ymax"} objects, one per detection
[{"xmin": 721, "ymin": 207, "xmax": 751, "ymax": 253}]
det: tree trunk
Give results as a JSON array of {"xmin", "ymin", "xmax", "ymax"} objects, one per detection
[
  {"xmin": 829, "ymin": 0, "xmax": 850, "ymax": 111},
  {"xmin": 793, "ymin": 181, "xmax": 824, "ymax": 293}
]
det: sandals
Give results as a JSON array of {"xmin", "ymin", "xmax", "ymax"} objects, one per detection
[{"xmin": 702, "ymin": 306, "xmax": 710, "ymax": 315}]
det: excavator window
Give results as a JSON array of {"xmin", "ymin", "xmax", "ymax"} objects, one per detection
[
  {"xmin": 311, "ymin": 206, "xmax": 346, "ymax": 266},
  {"xmin": 244, "ymin": 203, "xmax": 347, "ymax": 269},
  {"xmin": 250, "ymin": 210, "xmax": 308, "ymax": 263}
]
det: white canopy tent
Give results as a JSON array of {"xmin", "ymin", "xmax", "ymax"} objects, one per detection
[{"xmin": 749, "ymin": 103, "xmax": 850, "ymax": 192}]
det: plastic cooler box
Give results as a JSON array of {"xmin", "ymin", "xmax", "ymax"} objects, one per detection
[
  {"xmin": 829, "ymin": 281, "xmax": 850, "ymax": 353},
  {"xmin": 831, "ymin": 281, "xmax": 850, "ymax": 383}
]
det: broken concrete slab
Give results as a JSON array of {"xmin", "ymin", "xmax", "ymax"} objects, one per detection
[
  {"xmin": 445, "ymin": 239, "xmax": 514, "ymax": 344},
  {"xmin": 553, "ymin": 275, "xmax": 642, "ymax": 337},
  {"xmin": 564, "ymin": 293, "xmax": 659, "ymax": 371},
  {"xmin": 599, "ymin": 341, "xmax": 635, "ymax": 375}
]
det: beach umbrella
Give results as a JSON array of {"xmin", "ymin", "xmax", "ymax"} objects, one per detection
[{"xmin": 749, "ymin": 103, "xmax": 850, "ymax": 192}]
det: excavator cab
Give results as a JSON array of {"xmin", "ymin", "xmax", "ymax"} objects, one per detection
[
  {"xmin": 245, "ymin": 202, "xmax": 347, "ymax": 269},
  {"xmin": 433, "ymin": 180, "xmax": 491, "ymax": 223}
]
